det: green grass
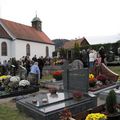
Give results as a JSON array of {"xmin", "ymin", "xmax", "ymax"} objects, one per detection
[
  {"xmin": 41, "ymin": 74, "xmax": 53, "ymax": 80},
  {"xmin": 0, "ymin": 102, "xmax": 33, "ymax": 120},
  {"xmin": 108, "ymin": 66, "xmax": 120, "ymax": 79}
]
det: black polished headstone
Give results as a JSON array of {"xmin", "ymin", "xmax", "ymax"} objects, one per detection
[{"xmin": 63, "ymin": 60, "xmax": 89, "ymax": 93}]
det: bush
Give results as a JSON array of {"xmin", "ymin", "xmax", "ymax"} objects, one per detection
[{"xmin": 106, "ymin": 90, "xmax": 117, "ymax": 114}]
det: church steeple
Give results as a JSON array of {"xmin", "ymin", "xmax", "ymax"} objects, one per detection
[{"xmin": 31, "ymin": 15, "xmax": 42, "ymax": 31}]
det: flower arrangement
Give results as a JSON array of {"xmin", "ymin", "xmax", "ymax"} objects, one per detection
[
  {"xmin": 8, "ymin": 81, "xmax": 19, "ymax": 91},
  {"xmin": 0, "ymin": 75, "xmax": 11, "ymax": 81},
  {"xmin": 72, "ymin": 90, "xmax": 83, "ymax": 100},
  {"xmin": 59, "ymin": 107, "xmax": 72, "ymax": 120},
  {"xmin": 96, "ymin": 74, "xmax": 107, "ymax": 84},
  {"xmin": 85, "ymin": 113, "xmax": 107, "ymax": 120},
  {"xmin": 19, "ymin": 80, "xmax": 30, "ymax": 87},
  {"xmin": 10, "ymin": 76, "xmax": 20, "ymax": 83},
  {"xmin": 89, "ymin": 74, "xmax": 97, "ymax": 87},
  {"xmin": 52, "ymin": 70, "xmax": 62, "ymax": 80}
]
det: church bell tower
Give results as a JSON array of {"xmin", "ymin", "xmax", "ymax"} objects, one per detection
[{"xmin": 31, "ymin": 15, "xmax": 42, "ymax": 31}]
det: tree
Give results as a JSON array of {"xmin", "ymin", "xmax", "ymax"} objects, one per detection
[{"xmin": 73, "ymin": 42, "xmax": 80, "ymax": 60}]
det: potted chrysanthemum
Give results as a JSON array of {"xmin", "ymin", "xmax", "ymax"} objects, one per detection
[
  {"xmin": 85, "ymin": 113, "xmax": 107, "ymax": 120},
  {"xmin": 89, "ymin": 73, "xmax": 97, "ymax": 87}
]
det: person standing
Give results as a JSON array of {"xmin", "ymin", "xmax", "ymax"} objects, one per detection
[
  {"xmin": 89, "ymin": 49, "xmax": 96, "ymax": 73},
  {"xmin": 38, "ymin": 56, "xmax": 45, "ymax": 79},
  {"xmin": 99, "ymin": 46, "xmax": 106, "ymax": 63},
  {"xmin": 28, "ymin": 62, "xmax": 40, "ymax": 85}
]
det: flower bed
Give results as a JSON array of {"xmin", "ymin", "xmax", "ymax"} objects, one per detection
[
  {"xmin": 0, "ymin": 75, "xmax": 39, "ymax": 98},
  {"xmin": 0, "ymin": 85, "xmax": 39, "ymax": 98}
]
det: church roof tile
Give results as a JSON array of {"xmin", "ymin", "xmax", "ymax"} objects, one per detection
[{"xmin": 0, "ymin": 18, "xmax": 53, "ymax": 44}]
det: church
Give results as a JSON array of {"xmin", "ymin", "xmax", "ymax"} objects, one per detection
[{"xmin": 0, "ymin": 16, "xmax": 55, "ymax": 63}]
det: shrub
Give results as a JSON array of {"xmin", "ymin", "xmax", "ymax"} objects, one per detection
[{"xmin": 106, "ymin": 90, "xmax": 117, "ymax": 114}]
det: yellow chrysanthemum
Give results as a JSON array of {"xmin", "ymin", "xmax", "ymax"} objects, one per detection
[
  {"xmin": 85, "ymin": 113, "xmax": 107, "ymax": 120},
  {"xmin": 89, "ymin": 74, "xmax": 95, "ymax": 81},
  {"xmin": 0, "ymin": 75, "xmax": 11, "ymax": 81}
]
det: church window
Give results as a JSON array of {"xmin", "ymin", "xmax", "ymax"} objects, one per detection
[
  {"xmin": 46, "ymin": 46, "xmax": 49, "ymax": 57},
  {"xmin": 26, "ymin": 44, "xmax": 30, "ymax": 56},
  {"xmin": 1, "ymin": 42, "xmax": 7, "ymax": 56}
]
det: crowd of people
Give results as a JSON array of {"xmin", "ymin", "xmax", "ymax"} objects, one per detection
[
  {"xmin": 0, "ymin": 55, "xmax": 52, "ymax": 83},
  {"xmin": 0, "ymin": 46, "xmax": 107, "ymax": 83}
]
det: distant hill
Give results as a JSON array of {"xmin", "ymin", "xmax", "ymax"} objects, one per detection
[
  {"xmin": 52, "ymin": 39, "xmax": 69, "ymax": 50},
  {"xmin": 117, "ymin": 40, "xmax": 120, "ymax": 43}
]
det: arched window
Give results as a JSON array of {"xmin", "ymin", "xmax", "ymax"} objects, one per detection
[
  {"xmin": 26, "ymin": 44, "xmax": 30, "ymax": 56},
  {"xmin": 1, "ymin": 42, "xmax": 7, "ymax": 56},
  {"xmin": 46, "ymin": 46, "xmax": 49, "ymax": 57}
]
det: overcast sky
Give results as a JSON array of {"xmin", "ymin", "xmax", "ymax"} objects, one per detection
[{"xmin": 0, "ymin": 0, "xmax": 120, "ymax": 44}]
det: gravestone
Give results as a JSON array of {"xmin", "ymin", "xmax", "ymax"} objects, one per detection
[{"xmin": 63, "ymin": 60, "xmax": 89, "ymax": 93}]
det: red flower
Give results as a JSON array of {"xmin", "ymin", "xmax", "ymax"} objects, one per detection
[
  {"xmin": 52, "ymin": 71, "xmax": 62, "ymax": 76},
  {"xmin": 96, "ymin": 74, "xmax": 107, "ymax": 81},
  {"xmin": 52, "ymin": 70, "xmax": 63, "ymax": 80}
]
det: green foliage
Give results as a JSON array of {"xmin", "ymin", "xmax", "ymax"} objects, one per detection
[
  {"xmin": 73, "ymin": 42, "xmax": 80, "ymax": 59},
  {"xmin": 80, "ymin": 42, "xmax": 120, "ymax": 55},
  {"xmin": 59, "ymin": 48, "xmax": 67, "ymax": 58},
  {"xmin": 106, "ymin": 90, "xmax": 117, "ymax": 114}
]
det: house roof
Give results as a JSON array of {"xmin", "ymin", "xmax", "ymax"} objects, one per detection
[
  {"xmin": 0, "ymin": 18, "xmax": 53, "ymax": 44},
  {"xmin": 63, "ymin": 37, "xmax": 89, "ymax": 49}
]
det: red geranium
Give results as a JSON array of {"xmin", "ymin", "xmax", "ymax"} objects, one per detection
[
  {"xmin": 53, "ymin": 71, "xmax": 62, "ymax": 76},
  {"xmin": 52, "ymin": 70, "xmax": 63, "ymax": 80}
]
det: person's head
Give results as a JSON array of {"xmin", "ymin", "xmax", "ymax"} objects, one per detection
[{"xmin": 34, "ymin": 62, "xmax": 38, "ymax": 66}]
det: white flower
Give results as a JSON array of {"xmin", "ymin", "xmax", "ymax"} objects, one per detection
[
  {"xmin": 10, "ymin": 76, "xmax": 20, "ymax": 82},
  {"xmin": 19, "ymin": 80, "xmax": 30, "ymax": 87}
]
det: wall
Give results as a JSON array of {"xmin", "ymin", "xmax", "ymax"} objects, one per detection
[{"xmin": 15, "ymin": 39, "xmax": 55, "ymax": 60}]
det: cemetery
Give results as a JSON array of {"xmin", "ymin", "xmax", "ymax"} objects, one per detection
[{"xmin": 0, "ymin": 59, "xmax": 120, "ymax": 120}]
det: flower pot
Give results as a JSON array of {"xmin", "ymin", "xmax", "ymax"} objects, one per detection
[
  {"xmin": 89, "ymin": 81, "xmax": 96, "ymax": 87},
  {"xmin": 54, "ymin": 75, "xmax": 62, "ymax": 81}
]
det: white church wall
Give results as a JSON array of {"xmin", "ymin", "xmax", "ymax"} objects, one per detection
[
  {"xmin": 15, "ymin": 39, "xmax": 55, "ymax": 60},
  {"xmin": 0, "ymin": 38, "xmax": 11, "ymax": 63}
]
